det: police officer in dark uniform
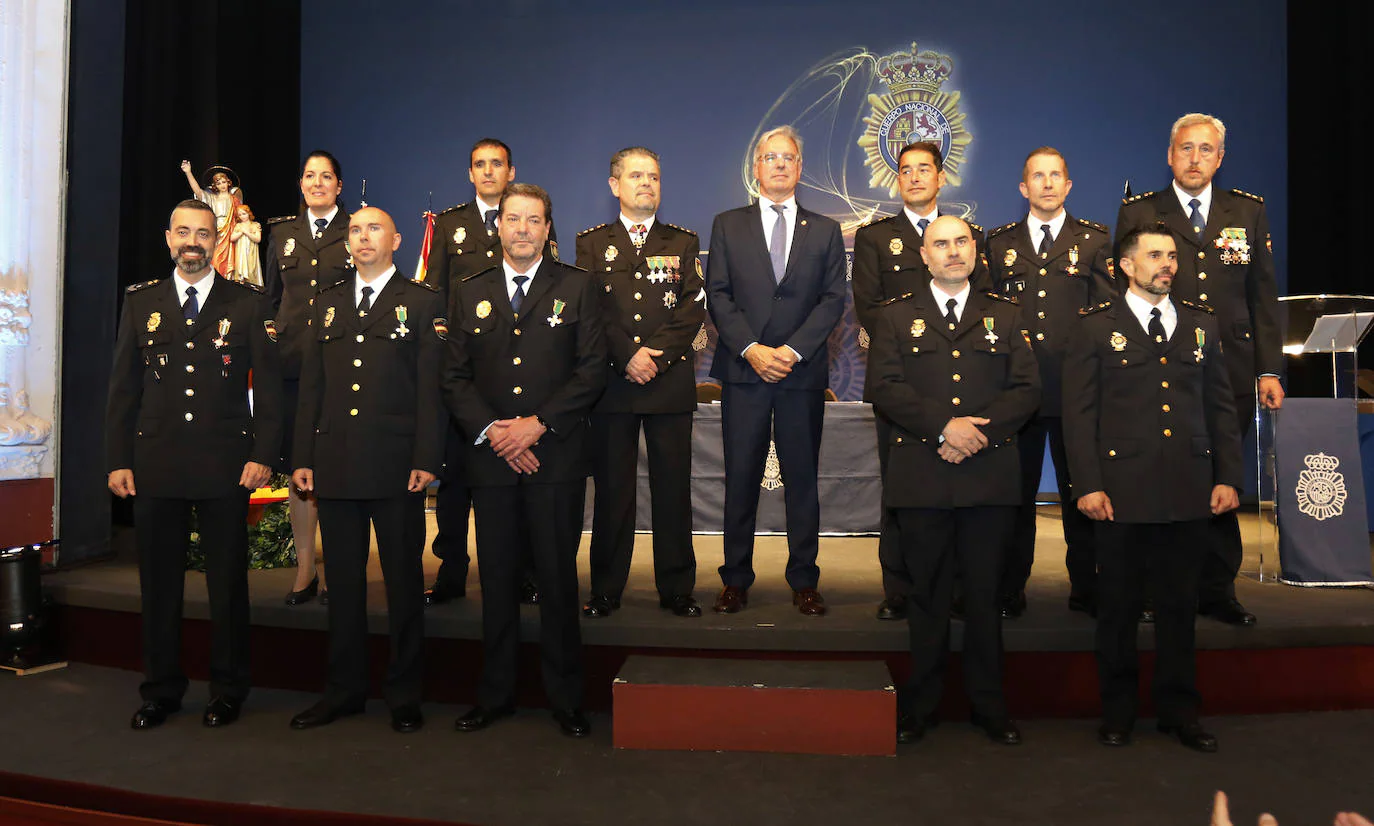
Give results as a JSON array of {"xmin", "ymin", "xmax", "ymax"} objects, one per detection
[
  {"xmin": 107, "ymin": 199, "xmax": 283, "ymax": 730},
  {"xmin": 852, "ymin": 140, "xmax": 987, "ymax": 622},
  {"xmin": 1115, "ymin": 114, "xmax": 1281, "ymax": 627},
  {"xmin": 986, "ymin": 147, "xmax": 1116, "ymax": 618},
  {"xmin": 443, "ymin": 184, "xmax": 607, "ymax": 738},
  {"xmin": 264, "ymin": 150, "xmax": 353, "ymax": 606},
  {"xmin": 574, "ymin": 147, "xmax": 703, "ymax": 619},
  {"xmin": 288, "ymin": 207, "xmax": 446, "ymax": 734},
  {"xmin": 868, "ymin": 215, "xmax": 1039, "ymax": 746},
  {"xmin": 1063, "ymin": 224, "xmax": 1243, "ymax": 752},
  {"xmin": 423, "ymin": 138, "xmax": 556, "ymax": 606}
]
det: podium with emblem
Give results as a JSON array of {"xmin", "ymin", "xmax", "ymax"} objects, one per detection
[{"xmin": 1267, "ymin": 295, "xmax": 1374, "ymax": 586}]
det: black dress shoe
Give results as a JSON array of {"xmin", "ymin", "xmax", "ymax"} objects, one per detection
[
  {"xmin": 202, "ymin": 696, "xmax": 242, "ymax": 728},
  {"xmin": 1068, "ymin": 593, "xmax": 1097, "ymax": 618},
  {"xmin": 424, "ymin": 580, "xmax": 465, "ymax": 606},
  {"xmin": 971, "ymin": 713, "xmax": 1022, "ymax": 745},
  {"xmin": 1157, "ymin": 721, "xmax": 1218, "ymax": 753},
  {"xmin": 896, "ymin": 713, "xmax": 932, "ymax": 744},
  {"xmin": 319, "ymin": 589, "xmax": 329, "ymax": 607},
  {"xmin": 1097, "ymin": 723, "xmax": 1132, "ymax": 747},
  {"xmin": 519, "ymin": 580, "xmax": 541, "ymax": 605},
  {"xmin": 582, "ymin": 595, "xmax": 620, "ymax": 618},
  {"xmin": 284, "ymin": 576, "xmax": 318, "ymax": 606},
  {"xmin": 1000, "ymin": 591, "xmax": 1027, "ymax": 619},
  {"xmin": 875, "ymin": 598, "xmax": 907, "ymax": 621},
  {"xmin": 391, "ymin": 704, "xmax": 424, "ymax": 733},
  {"xmin": 290, "ymin": 700, "xmax": 364, "ymax": 730},
  {"xmin": 1201, "ymin": 599, "xmax": 1257, "ymax": 626},
  {"xmin": 455, "ymin": 704, "xmax": 515, "ymax": 732},
  {"xmin": 659, "ymin": 595, "xmax": 702, "ymax": 617},
  {"xmin": 552, "ymin": 708, "xmax": 590, "ymax": 738},
  {"xmin": 130, "ymin": 699, "xmax": 181, "ymax": 730}
]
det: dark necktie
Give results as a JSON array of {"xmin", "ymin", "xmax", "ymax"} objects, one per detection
[
  {"xmin": 630, "ymin": 223, "xmax": 647, "ymax": 250},
  {"xmin": 511, "ymin": 275, "xmax": 529, "ymax": 315},
  {"xmin": 1148, "ymin": 306, "xmax": 1167, "ymax": 344},
  {"xmin": 1188, "ymin": 198, "xmax": 1205, "ymax": 235},
  {"xmin": 358, "ymin": 285, "xmax": 373, "ymax": 315},
  {"xmin": 484, "ymin": 209, "xmax": 499, "ymax": 235},
  {"xmin": 1038, "ymin": 224, "xmax": 1053, "ymax": 257},
  {"xmin": 314, "ymin": 217, "xmax": 327, "ymax": 239},
  {"xmin": 944, "ymin": 297, "xmax": 958, "ymax": 330},
  {"xmin": 769, "ymin": 204, "xmax": 787, "ymax": 283},
  {"xmin": 916, "ymin": 217, "xmax": 930, "ymax": 235},
  {"xmin": 183, "ymin": 285, "xmax": 199, "ymax": 323}
]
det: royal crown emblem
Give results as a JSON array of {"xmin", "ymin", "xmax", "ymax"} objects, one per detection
[
  {"xmin": 1296, "ymin": 452, "xmax": 1347, "ymax": 521},
  {"xmin": 858, "ymin": 43, "xmax": 971, "ymax": 197}
]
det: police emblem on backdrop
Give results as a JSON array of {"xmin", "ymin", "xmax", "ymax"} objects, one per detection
[
  {"xmin": 1296, "ymin": 452, "xmax": 1348, "ymax": 521},
  {"xmin": 858, "ymin": 42, "xmax": 972, "ymax": 197}
]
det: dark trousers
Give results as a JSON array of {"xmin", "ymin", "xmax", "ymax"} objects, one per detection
[
  {"xmin": 873, "ymin": 412, "xmax": 909, "ymax": 602},
  {"xmin": 719, "ymin": 382, "xmax": 823, "ymax": 591},
  {"xmin": 432, "ymin": 421, "xmax": 471, "ymax": 590},
  {"xmin": 1004, "ymin": 415, "xmax": 1097, "ymax": 599},
  {"xmin": 1199, "ymin": 396, "xmax": 1253, "ymax": 606},
  {"xmin": 317, "ymin": 494, "xmax": 426, "ymax": 710},
  {"xmin": 895, "ymin": 505, "xmax": 1013, "ymax": 720},
  {"xmin": 134, "ymin": 493, "xmax": 251, "ymax": 703},
  {"xmin": 1095, "ymin": 519, "xmax": 1207, "ymax": 727},
  {"xmin": 589, "ymin": 411, "xmax": 696, "ymax": 600},
  {"xmin": 471, "ymin": 480, "xmax": 585, "ymax": 711}
]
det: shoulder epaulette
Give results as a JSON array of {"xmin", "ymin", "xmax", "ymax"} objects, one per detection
[
  {"xmin": 226, "ymin": 277, "xmax": 266, "ymax": 294},
  {"xmin": 1177, "ymin": 297, "xmax": 1215, "ymax": 314},
  {"xmin": 407, "ymin": 278, "xmax": 438, "ymax": 292},
  {"xmin": 564, "ymin": 262, "xmax": 591, "ymax": 273},
  {"xmin": 461, "ymin": 265, "xmax": 501, "ymax": 282},
  {"xmin": 319, "ymin": 279, "xmax": 351, "ymax": 293},
  {"xmin": 1079, "ymin": 300, "xmax": 1113, "ymax": 316},
  {"xmin": 267, "ymin": 214, "xmax": 295, "ymax": 226},
  {"xmin": 968, "ymin": 221, "xmax": 984, "ymax": 234},
  {"xmin": 880, "ymin": 292, "xmax": 914, "ymax": 306},
  {"xmin": 985, "ymin": 291, "xmax": 1018, "ymax": 305},
  {"xmin": 437, "ymin": 202, "xmax": 470, "ymax": 217},
  {"xmin": 1076, "ymin": 217, "xmax": 1109, "ymax": 233},
  {"xmin": 577, "ymin": 222, "xmax": 610, "ymax": 237},
  {"xmin": 125, "ymin": 279, "xmax": 162, "ymax": 293},
  {"xmin": 1122, "ymin": 190, "xmax": 1156, "ymax": 205},
  {"xmin": 987, "ymin": 221, "xmax": 1018, "ymax": 239},
  {"xmin": 1230, "ymin": 188, "xmax": 1264, "ymax": 203},
  {"xmin": 858, "ymin": 214, "xmax": 896, "ymax": 230},
  {"xmin": 663, "ymin": 222, "xmax": 697, "ymax": 236}
]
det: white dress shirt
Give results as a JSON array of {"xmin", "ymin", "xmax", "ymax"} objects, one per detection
[
  {"xmin": 354, "ymin": 265, "xmax": 396, "ymax": 309},
  {"xmin": 173, "ymin": 270, "xmax": 214, "ymax": 320},
  {"xmin": 620, "ymin": 213, "xmax": 656, "ymax": 234},
  {"xmin": 502, "ymin": 257, "xmax": 541, "ymax": 300},
  {"xmin": 904, "ymin": 205, "xmax": 938, "ymax": 234},
  {"xmin": 759, "ymin": 194, "xmax": 797, "ymax": 269},
  {"xmin": 1124, "ymin": 289, "xmax": 1178, "ymax": 339},
  {"xmin": 930, "ymin": 279, "xmax": 971, "ymax": 322},
  {"xmin": 1026, "ymin": 209, "xmax": 1067, "ymax": 250},
  {"xmin": 306, "ymin": 205, "xmax": 340, "ymax": 236},
  {"xmin": 1172, "ymin": 181, "xmax": 1213, "ymax": 225}
]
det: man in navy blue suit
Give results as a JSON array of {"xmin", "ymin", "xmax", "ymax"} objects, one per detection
[{"xmin": 704, "ymin": 125, "xmax": 847, "ymax": 616}]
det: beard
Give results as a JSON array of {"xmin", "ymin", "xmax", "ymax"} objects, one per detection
[{"xmin": 175, "ymin": 245, "xmax": 211, "ymax": 275}]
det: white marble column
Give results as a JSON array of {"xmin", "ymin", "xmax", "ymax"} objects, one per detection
[{"xmin": 0, "ymin": 0, "xmax": 68, "ymax": 480}]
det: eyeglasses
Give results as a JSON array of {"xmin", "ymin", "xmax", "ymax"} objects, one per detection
[{"xmin": 758, "ymin": 153, "xmax": 799, "ymax": 166}]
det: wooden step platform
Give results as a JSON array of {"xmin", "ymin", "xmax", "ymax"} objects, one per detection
[{"xmin": 612, "ymin": 656, "xmax": 896, "ymax": 756}]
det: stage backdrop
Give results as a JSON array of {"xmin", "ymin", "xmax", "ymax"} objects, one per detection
[{"xmin": 300, "ymin": 0, "xmax": 1286, "ymax": 401}]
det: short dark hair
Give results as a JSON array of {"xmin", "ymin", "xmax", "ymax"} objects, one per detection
[
  {"xmin": 301, "ymin": 149, "xmax": 342, "ymax": 179},
  {"xmin": 610, "ymin": 146, "xmax": 660, "ymax": 178},
  {"xmin": 898, "ymin": 141, "xmax": 944, "ymax": 172},
  {"xmin": 471, "ymin": 138, "xmax": 513, "ymax": 168},
  {"xmin": 499, "ymin": 182, "xmax": 552, "ymax": 223},
  {"xmin": 169, "ymin": 198, "xmax": 216, "ymax": 229},
  {"xmin": 1021, "ymin": 146, "xmax": 1067, "ymax": 179},
  {"xmin": 1118, "ymin": 222, "xmax": 1174, "ymax": 259}
]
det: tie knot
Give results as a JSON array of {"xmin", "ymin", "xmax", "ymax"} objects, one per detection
[
  {"xmin": 513, "ymin": 275, "xmax": 528, "ymax": 288},
  {"xmin": 361, "ymin": 285, "xmax": 373, "ymax": 296},
  {"xmin": 917, "ymin": 218, "xmax": 930, "ymax": 232},
  {"xmin": 771, "ymin": 204, "xmax": 786, "ymax": 216},
  {"xmin": 946, "ymin": 298, "xmax": 958, "ymax": 312},
  {"xmin": 1041, "ymin": 224, "xmax": 1052, "ymax": 236},
  {"xmin": 1151, "ymin": 307, "xmax": 1161, "ymax": 318},
  {"xmin": 1189, "ymin": 199, "xmax": 1201, "ymax": 210},
  {"xmin": 185, "ymin": 286, "xmax": 197, "ymax": 297},
  {"xmin": 484, "ymin": 209, "xmax": 499, "ymax": 230}
]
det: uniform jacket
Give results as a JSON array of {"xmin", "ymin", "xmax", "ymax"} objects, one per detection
[
  {"xmin": 705, "ymin": 202, "xmax": 846, "ymax": 390},
  {"xmin": 852, "ymin": 211, "xmax": 989, "ymax": 400},
  {"xmin": 263, "ymin": 210, "xmax": 354, "ymax": 379},
  {"xmin": 426, "ymin": 201, "xmax": 557, "ymax": 318},
  {"xmin": 869, "ymin": 289, "xmax": 1040, "ymax": 509},
  {"xmin": 1115, "ymin": 187, "xmax": 1279, "ymax": 397},
  {"xmin": 293, "ymin": 272, "xmax": 447, "ymax": 499},
  {"xmin": 1062, "ymin": 298, "xmax": 1244, "ymax": 523},
  {"xmin": 574, "ymin": 219, "xmax": 704, "ymax": 414},
  {"xmin": 442, "ymin": 258, "xmax": 607, "ymax": 486},
  {"xmin": 986, "ymin": 213, "xmax": 1117, "ymax": 416},
  {"xmin": 106, "ymin": 277, "xmax": 284, "ymax": 499}
]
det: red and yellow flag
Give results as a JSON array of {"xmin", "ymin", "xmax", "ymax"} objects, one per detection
[{"xmin": 413, "ymin": 210, "xmax": 436, "ymax": 282}]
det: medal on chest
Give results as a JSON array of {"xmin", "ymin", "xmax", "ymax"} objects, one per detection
[
  {"xmin": 212, "ymin": 318, "xmax": 232, "ymax": 349},
  {"xmin": 547, "ymin": 298, "xmax": 566, "ymax": 327},
  {"xmin": 1194, "ymin": 327, "xmax": 1206, "ymax": 361},
  {"xmin": 395, "ymin": 305, "xmax": 409, "ymax": 336},
  {"xmin": 983, "ymin": 316, "xmax": 998, "ymax": 345}
]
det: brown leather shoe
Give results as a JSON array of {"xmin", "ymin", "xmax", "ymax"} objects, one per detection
[
  {"xmin": 793, "ymin": 588, "xmax": 827, "ymax": 616},
  {"xmin": 713, "ymin": 586, "xmax": 748, "ymax": 614}
]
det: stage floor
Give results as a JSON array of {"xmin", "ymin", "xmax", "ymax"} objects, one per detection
[{"xmin": 45, "ymin": 508, "xmax": 1374, "ymax": 653}]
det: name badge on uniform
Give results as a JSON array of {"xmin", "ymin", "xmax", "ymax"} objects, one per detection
[{"xmin": 547, "ymin": 298, "xmax": 566, "ymax": 327}]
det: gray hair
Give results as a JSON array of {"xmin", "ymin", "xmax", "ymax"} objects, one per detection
[
  {"xmin": 1169, "ymin": 113, "xmax": 1226, "ymax": 150},
  {"xmin": 754, "ymin": 125, "xmax": 803, "ymax": 164},
  {"xmin": 609, "ymin": 146, "xmax": 660, "ymax": 179}
]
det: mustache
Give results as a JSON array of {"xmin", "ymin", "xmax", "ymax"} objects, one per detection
[{"xmin": 177, "ymin": 244, "xmax": 207, "ymax": 257}]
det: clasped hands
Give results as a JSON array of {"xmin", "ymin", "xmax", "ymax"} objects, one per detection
[
  {"xmin": 487, "ymin": 415, "xmax": 547, "ymax": 475},
  {"xmin": 745, "ymin": 344, "xmax": 797, "ymax": 383},
  {"xmin": 937, "ymin": 416, "xmax": 991, "ymax": 465},
  {"xmin": 624, "ymin": 346, "xmax": 665, "ymax": 384}
]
